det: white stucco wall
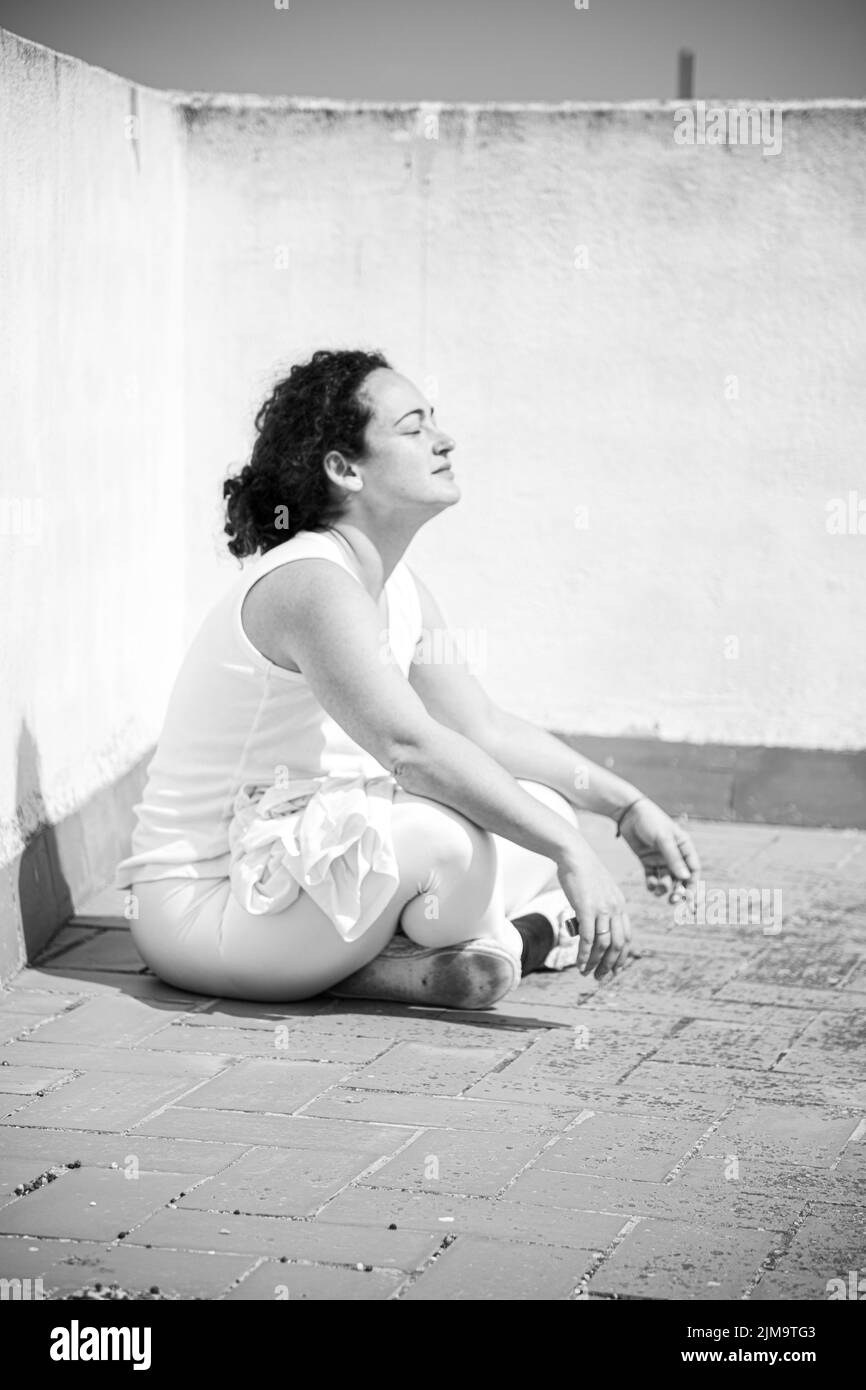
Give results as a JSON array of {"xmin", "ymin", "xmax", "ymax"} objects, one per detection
[
  {"xmin": 0, "ymin": 28, "xmax": 187, "ymax": 876},
  {"xmin": 182, "ymin": 95, "xmax": 866, "ymax": 750},
  {"xmin": 1, "ymin": 19, "xmax": 864, "ymax": 933}
]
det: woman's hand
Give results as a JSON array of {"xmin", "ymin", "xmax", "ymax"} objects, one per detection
[
  {"xmin": 556, "ymin": 840, "xmax": 631, "ymax": 981},
  {"xmin": 618, "ymin": 798, "xmax": 700, "ymax": 902}
]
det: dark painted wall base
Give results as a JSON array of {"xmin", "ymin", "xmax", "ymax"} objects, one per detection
[{"xmin": 552, "ymin": 733, "xmax": 866, "ymax": 830}]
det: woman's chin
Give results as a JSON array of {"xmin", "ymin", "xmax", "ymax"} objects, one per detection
[{"xmin": 433, "ymin": 474, "xmax": 460, "ymax": 501}]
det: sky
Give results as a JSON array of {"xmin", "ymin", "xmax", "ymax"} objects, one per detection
[{"xmin": 0, "ymin": 0, "xmax": 864, "ymax": 101}]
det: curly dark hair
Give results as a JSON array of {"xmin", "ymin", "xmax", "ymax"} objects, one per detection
[{"xmin": 223, "ymin": 347, "xmax": 392, "ymax": 558}]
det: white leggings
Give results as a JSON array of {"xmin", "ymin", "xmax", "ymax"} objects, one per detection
[{"xmin": 130, "ymin": 780, "xmax": 578, "ymax": 1002}]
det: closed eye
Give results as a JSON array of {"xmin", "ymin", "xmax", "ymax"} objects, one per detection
[{"xmin": 395, "ymin": 406, "xmax": 437, "ymax": 430}]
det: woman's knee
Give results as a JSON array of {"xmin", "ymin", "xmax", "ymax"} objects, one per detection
[
  {"xmin": 390, "ymin": 795, "xmax": 502, "ymax": 946},
  {"xmin": 391, "ymin": 794, "xmax": 498, "ymax": 889}
]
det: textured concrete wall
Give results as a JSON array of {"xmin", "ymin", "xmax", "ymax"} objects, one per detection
[
  {"xmin": 182, "ymin": 96, "xmax": 866, "ymax": 750},
  {"xmin": 0, "ymin": 29, "xmax": 186, "ymax": 973}
]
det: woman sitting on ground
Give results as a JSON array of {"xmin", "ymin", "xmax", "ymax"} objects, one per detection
[{"xmin": 116, "ymin": 348, "xmax": 699, "ymax": 1009}]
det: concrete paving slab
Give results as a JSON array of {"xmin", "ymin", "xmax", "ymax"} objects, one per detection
[
  {"xmin": 225, "ymin": 1260, "xmax": 401, "ymax": 1299},
  {"xmin": 0, "ymin": 1168, "xmax": 188, "ymax": 1240},
  {"xmin": 0, "ymin": 815, "xmax": 862, "ymax": 1299},
  {"xmin": 403, "ymin": 1236, "xmax": 592, "ymax": 1300}
]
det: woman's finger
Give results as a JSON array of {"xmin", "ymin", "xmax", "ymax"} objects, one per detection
[
  {"xmin": 584, "ymin": 915, "xmax": 611, "ymax": 976},
  {"xmin": 596, "ymin": 936, "xmax": 628, "ymax": 980},
  {"xmin": 576, "ymin": 906, "xmax": 597, "ymax": 974},
  {"xmin": 593, "ymin": 917, "xmax": 613, "ymax": 966},
  {"xmin": 659, "ymin": 834, "xmax": 691, "ymax": 882},
  {"xmin": 611, "ymin": 912, "xmax": 631, "ymax": 976},
  {"xmin": 584, "ymin": 934, "xmax": 609, "ymax": 975},
  {"xmin": 675, "ymin": 830, "xmax": 701, "ymax": 881},
  {"xmin": 594, "ymin": 912, "xmax": 626, "ymax": 980},
  {"xmin": 645, "ymin": 863, "xmax": 666, "ymax": 896}
]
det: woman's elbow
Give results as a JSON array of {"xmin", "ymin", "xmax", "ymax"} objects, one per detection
[{"xmin": 386, "ymin": 722, "xmax": 446, "ymax": 788}]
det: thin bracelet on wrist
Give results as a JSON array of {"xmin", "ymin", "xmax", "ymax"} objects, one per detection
[{"xmin": 615, "ymin": 795, "xmax": 649, "ymax": 837}]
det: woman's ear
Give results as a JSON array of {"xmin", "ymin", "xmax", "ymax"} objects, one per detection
[{"xmin": 323, "ymin": 450, "xmax": 363, "ymax": 493}]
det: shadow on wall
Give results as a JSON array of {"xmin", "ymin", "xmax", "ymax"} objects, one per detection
[
  {"xmin": 0, "ymin": 720, "xmax": 151, "ymax": 985},
  {"xmin": 15, "ymin": 719, "xmax": 74, "ymax": 963}
]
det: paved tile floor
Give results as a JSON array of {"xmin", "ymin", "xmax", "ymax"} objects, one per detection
[{"xmin": 1, "ymin": 814, "xmax": 864, "ymax": 1300}]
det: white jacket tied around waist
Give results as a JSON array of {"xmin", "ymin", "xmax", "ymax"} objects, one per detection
[{"xmin": 115, "ymin": 529, "xmax": 424, "ymax": 941}]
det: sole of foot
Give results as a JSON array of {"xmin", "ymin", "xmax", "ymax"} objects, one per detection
[{"xmin": 329, "ymin": 935, "xmax": 520, "ymax": 1011}]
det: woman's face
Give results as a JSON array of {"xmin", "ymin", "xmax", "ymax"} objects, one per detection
[{"xmin": 346, "ymin": 368, "xmax": 460, "ymax": 517}]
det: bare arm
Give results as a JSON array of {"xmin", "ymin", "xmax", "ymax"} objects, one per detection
[
  {"xmin": 245, "ymin": 557, "xmax": 633, "ymax": 975},
  {"xmin": 406, "ymin": 567, "xmax": 700, "ymax": 899},
  {"xmin": 252, "ymin": 559, "xmax": 587, "ymax": 864},
  {"xmin": 406, "ymin": 569, "xmax": 641, "ymax": 820},
  {"xmin": 479, "ymin": 711, "xmax": 642, "ymax": 820}
]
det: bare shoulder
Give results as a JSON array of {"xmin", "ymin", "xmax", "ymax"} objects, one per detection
[
  {"xmin": 237, "ymin": 554, "xmax": 434, "ymax": 770},
  {"xmin": 242, "ymin": 557, "xmax": 374, "ymax": 672}
]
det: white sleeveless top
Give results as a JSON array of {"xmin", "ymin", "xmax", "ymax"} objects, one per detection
[{"xmin": 115, "ymin": 529, "xmax": 423, "ymax": 941}]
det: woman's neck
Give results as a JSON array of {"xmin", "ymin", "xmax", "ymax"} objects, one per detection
[{"xmin": 327, "ymin": 520, "xmax": 416, "ymax": 597}]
